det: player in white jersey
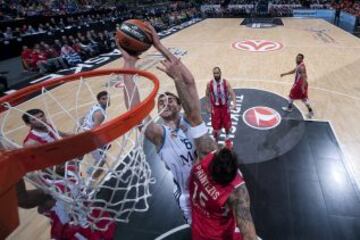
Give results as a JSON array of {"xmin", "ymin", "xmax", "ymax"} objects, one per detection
[
  {"xmin": 79, "ymin": 91, "xmax": 110, "ymax": 176},
  {"xmin": 81, "ymin": 91, "xmax": 109, "ymax": 132},
  {"xmin": 118, "ymin": 27, "xmax": 198, "ymax": 223}
]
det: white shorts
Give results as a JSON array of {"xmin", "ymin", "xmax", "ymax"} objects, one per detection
[{"xmin": 175, "ymin": 190, "xmax": 192, "ymax": 224}]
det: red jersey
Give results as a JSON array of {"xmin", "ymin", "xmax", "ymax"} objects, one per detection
[
  {"xmin": 45, "ymin": 207, "xmax": 116, "ymax": 240},
  {"xmin": 294, "ymin": 62, "xmax": 306, "ymax": 83},
  {"xmin": 209, "ymin": 79, "xmax": 229, "ymax": 107},
  {"xmin": 32, "ymin": 50, "xmax": 48, "ymax": 63},
  {"xmin": 44, "ymin": 169, "xmax": 116, "ymax": 240},
  {"xmin": 21, "ymin": 48, "xmax": 33, "ymax": 61},
  {"xmin": 23, "ymin": 125, "xmax": 58, "ymax": 145},
  {"xmin": 190, "ymin": 152, "xmax": 245, "ymax": 240},
  {"xmin": 289, "ymin": 62, "xmax": 308, "ymax": 100}
]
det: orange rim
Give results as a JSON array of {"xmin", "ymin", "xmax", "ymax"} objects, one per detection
[{"xmin": 0, "ymin": 68, "xmax": 159, "ymax": 196}]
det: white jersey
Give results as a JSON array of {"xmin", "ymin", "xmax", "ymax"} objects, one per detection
[
  {"xmin": 158, "ymin": 116, "xmax": 196, "ymax": 196},
  {"xmin": 81, "ymin": 104, "xmax": 106, "ymax": 131}
]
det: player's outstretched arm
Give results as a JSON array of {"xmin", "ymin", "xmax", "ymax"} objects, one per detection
[
  {"xmin": 119, "ymin": 46, "xmax": 164, "ymax": 148},
  {"xmin": 227, "ymin": 184, "xmax": 258, "ymax": 240},
  {"xmin": 16, "ymin": 179, "xmax": 51, "ymax": 209},
  {"xmin": 280, "ymin": 68, "xmax": 296, "ymax": 77},
  {"xmin": 148, "ymin": 23, "xmax": 217, "ymax": 158},
  {"xmin": 147, "ymin": 24, "xmax": 201, "ymax": 125},
  {"xmin": 205, "ymin": 83, "xmax": 212, "ymax": 113}
]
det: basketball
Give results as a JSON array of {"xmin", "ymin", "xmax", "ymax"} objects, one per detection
[{"xmin": 116, "ymin": 19, "xmax": 153, "ymax": 55}]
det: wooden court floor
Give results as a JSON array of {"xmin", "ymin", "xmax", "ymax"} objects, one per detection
[{"xmin": 6, "ymin": 18, "xmax": 360, "ymax": 239}]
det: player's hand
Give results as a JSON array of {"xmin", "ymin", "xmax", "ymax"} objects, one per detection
[
  {"xmin": 157, "ymin": 58, "xmax": 183, "ymax": 81},
  {"xmin": 146, "ymin": 23, "xmax": 161, "ymax": 49},
  {"xmin": 280, "ymin": 73, "xmax": 285, "ymax": 78}
]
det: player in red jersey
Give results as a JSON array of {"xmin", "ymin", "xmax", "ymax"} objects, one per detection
[
  {"xmin": 18, "ymin": 109, "xmax": 116, "ymax": 239},
  {"xmin": 16, "ymin": 168, "xmax": 116, "ymax": 240},
  {"xmin": 206, "ymin": 67, "xmax": 236, "ymax": 148},
  {"xmin": 156, "ymin": 40, "xmax": 257, "ymax": 240},
  {"xmin": 22, "ymin": 108, "xmax": 70, "ymax": 146},
  {"xmin": 280, "ymin": 53, "xmax": 314, "ymax": 118}
]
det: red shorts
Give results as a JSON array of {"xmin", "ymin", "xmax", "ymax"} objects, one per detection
[
  {"xmin": 289, "ymin": 79, "xmax": 308, "ymax": 100},
  {"xmin": 211, "ymin": 105, "xmax": 232, "ymax": 131}
]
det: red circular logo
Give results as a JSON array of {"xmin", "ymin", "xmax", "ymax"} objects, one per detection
[
  {"xmin": 243, "ymin": 106, "xmax": 281, "ymax": 130},
  {"xmin": 232, "ymin": 40, "xmax": 283, "ymax": 52}
]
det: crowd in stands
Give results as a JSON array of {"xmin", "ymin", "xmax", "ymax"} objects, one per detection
[
  {"xmin": 0, "ymin": 2, "xmax": 199, "ymax": 40},
  {"xmin": 332, "ymin": 0, "xmax": 360, "ymax": 16},
  {"xmin": 201, "ymin": 0, "xmax": 360, "ymax": 17},
  {"xmin": 202, "ymin": 6, "xmax": 254, "ymax": 17},
  {"xmin": 201, "ymin": 0, "xmax": 253, "ymax": 4},
  {"xmin": 20, "ymin": 29, "xmax": 114, "ymax": 73},
  {"xmin": 0, "ymin": 0, "xmax": 110, "ymax": 20},
  {"xmin": 7, "ymin": 1, "xmax": 199, "ymax": 74}
]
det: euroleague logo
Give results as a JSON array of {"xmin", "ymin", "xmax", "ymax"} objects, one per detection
[
  {"xmin": 243, "ymin": 106, "xmax": 281, "ymax": 130},
  {"xmin": 232, "ymin": 40, "xmax": 283, "ymax": 52}
]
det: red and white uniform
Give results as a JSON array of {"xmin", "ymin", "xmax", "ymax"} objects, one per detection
[
  {"xmin": 190, "ymin": 152, "xmax": 245, "ymax": 240},
  {"xmin": 289, "ymin": 62, "xmax": 308, "ymax": 100},
  {"xmin": 44, "ymin": 168, "xmax": 116, "ymax": 240},
  {"xmin": 209, "ymin": 79, "xmax": 232, "ymax": 131},
  {"xmin": 23, "ymin": 125, "xmax": 58, "ymax": 145},
  {"xmin": 45, "ymin": 205, "xmax": 116, "ymax": 240},
  {"xmin": 23, "ymin": 128, "xmax": 116, "ymax": 239}
]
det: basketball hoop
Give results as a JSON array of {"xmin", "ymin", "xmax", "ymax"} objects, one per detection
[{"xmin": 0, "ymin": 68, "xmax": 159, "ymax": 236}]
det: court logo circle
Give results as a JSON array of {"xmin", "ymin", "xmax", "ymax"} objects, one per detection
[
  {"xmin": 243, "ymin": 106, "xmax": 281, "ymax": 130},
  {"xmin": 232, "ymin": 40, "xmax": 283, "ymax": 52}
]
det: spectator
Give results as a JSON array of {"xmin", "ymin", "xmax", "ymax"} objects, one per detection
[
  {"xmin": 45, "ymin": 22, "xmax": 55, "ymax": 32},
  {"xmin": 60, "ymin": 42, "xmax": 82, "ymax": 66},
  {"xmin": 38, "ymin": 23, "xmax": 46, "ymax": 32},
  {"xmin": 4, "ymin": 27, "xmax": 13, "ymax": 39},
  {"xmin": 32, "ymin": 44, "xmax": 49, "ymax": 73},
  {"xmin": 69, "ymin": 35, "xmax": 89, "ymax": 59},
  {"xmin": 52, "ymin": 39, "xmax": 63, "ymax": 54},
  {"xmin": 27, "ymin": 25, "xmax": 37, "ymax": 34},
  {"xmin": 97, "ymin": 32, "xmax": 111, "ymax": 53},
  {"xmin": 59, "ymin": 18, "xmax": 66, "ymax": 28},
  {"xmin": 78, "ymin": 34, "xmax": 96, "ymax": 56},
  {"xmin": 61, "ymin": 35, "xmax": 68, "ymax": 43},
  {"xmin": 86, "ymin": 31, "xmax": 99, "ymax": 54},
  {"xmin": 44, "ymin": 43, "xmax": 68, "ymax": 70},
  {"xmin": 13, "ymin": 27, "xmax": 22, "ymax": 38},
  {"xmin": 103, "ymin": 30, "xmax": 116, "ymax": 49},
  {"xmin": 21, "ymin": 45, "xmax": 34, "ymax": 72}
]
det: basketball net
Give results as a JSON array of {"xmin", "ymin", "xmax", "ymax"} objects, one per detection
[{"xmin": 0, "ymin": 70, "xmax": 163, "ymax": 231}]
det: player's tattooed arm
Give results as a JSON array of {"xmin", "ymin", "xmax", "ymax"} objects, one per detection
[
  {"xmin": 205, "ymin": 83, "xmax": 211, "ymax": 113},
  {"xmin": 227, "ymin": 184, "xmax": 258, "ymax": 240}
]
